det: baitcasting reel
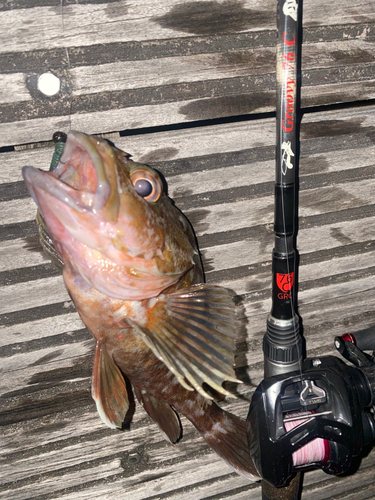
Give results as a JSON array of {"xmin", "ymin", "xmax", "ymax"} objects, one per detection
[{"xmin": 246, "ymin": 328, "xmax": 375, "ymax": 487}]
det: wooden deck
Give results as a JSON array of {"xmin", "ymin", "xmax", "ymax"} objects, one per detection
[{"xmin": 1, "ymin": 1, "xmax": 375, "ymax": 498}]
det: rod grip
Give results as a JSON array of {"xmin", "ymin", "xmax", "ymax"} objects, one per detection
[{"xmin": 262, "ymin": 474, "xmax": 303, "ymax": 500}]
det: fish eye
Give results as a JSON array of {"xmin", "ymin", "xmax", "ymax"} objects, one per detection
[
  {"xmin": 130, "ymin": 169, "xmax": 162, "ymax": 202},
  {"xmin": 134, "ymin": 178, "xmax": 153, "ymax": 197}
]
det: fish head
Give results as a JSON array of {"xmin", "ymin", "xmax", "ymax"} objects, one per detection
[{"xmin": 22, "ymin": 131, "xmax": 197, "ymax": 300}]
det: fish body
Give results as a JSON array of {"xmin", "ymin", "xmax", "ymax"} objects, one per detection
[{"xmin": 22, "ymin": 131, "xmax": 256, "ymax": 479}]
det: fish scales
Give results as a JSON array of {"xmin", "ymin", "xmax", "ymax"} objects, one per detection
[{"xmin": 22, "ymin": 131, "xmax": 257, "ymax": 480}]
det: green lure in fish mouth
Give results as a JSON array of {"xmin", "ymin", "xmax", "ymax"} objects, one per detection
[{"xmin": 49, "ymin": 131, "xmax": 67, "ymax": 172}]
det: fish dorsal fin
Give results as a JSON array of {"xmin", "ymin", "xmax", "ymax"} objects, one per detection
[
  {"xmin": 132, "ymin": 284, "xmax": 242, "ymax": 400},
  {"xmin": 91, "ymin": 341, "xmax": 129, "ymax": 429},
  {"xmin": 133, "ymin": 386, "xmax": 181, "ymax": 444}
]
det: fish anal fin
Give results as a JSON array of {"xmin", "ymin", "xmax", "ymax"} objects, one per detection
[
  {"xmin": 92, "ymin": 341, "xmax": 129, "ymax": 429},
  {"xmin": 134, "ymin": 386, "xmax": 181, "ymax": 444}
]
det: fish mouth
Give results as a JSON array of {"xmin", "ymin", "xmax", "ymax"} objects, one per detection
[
  {"xmin": 22, "ymin": 131, "xmax": 118, "ymax": 221},
  {"xmin": 22, "ymin": 164, "xmax": 86, "ymax": 213}
]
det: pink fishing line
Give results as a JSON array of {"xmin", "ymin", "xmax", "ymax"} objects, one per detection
[{"xmin": 284, "ymin": 414, "xmax": 330, "ymax": 466}]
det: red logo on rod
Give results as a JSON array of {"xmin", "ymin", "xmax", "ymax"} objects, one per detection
[
  {"xmin": 281, "ymin": 32, "xmax": 296, "ymax": 134},
  {"xmin": 276, "ymin": 272, "xmax": 294, "ymax": 292}
]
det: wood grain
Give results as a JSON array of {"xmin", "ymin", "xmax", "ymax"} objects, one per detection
[
  {"xmin": 1, "ymin": 0, "xmax": 375, "ymax": 498},
  {"xmin": 2, "ymin": 103, "xmax": 375, "ymax": 498}
]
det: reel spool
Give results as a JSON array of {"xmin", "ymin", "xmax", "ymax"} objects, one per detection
[{"xmin": 284, "ymin": 412, "xmax": 330, "ymax": 467}]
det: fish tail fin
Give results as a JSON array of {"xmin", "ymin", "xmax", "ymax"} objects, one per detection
[{"xmin": 199, "ymin": 405, "xmax": 258, "ymax": 480}]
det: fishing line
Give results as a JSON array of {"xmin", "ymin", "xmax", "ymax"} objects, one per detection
[
  {"xmin": 60, "ymin": 0, "xmax": 72, "ymax": 132},
  {"xmin": 278, "ymin": 67, "xmax": 301, "ymax": 372},
  {"xmin": 277, "ymin": 65, "xmax": 326, "ymax": 469}
]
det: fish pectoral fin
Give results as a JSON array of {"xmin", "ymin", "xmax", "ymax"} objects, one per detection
[
  {"xmin": 92, "ymin": 341, "xmax": 129, "ymax": 429},
  {"xmin": 133, "ymin": 284, "xmax": 242, "ymax": 400},
  {"xmin": 133, "ymin": 386, "xmax": 181, "ymax": 444}
]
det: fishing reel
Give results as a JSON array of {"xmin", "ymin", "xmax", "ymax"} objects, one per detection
[{"xmin": 246, "ymin": 327, "xmax": 375, "ymax": 487}]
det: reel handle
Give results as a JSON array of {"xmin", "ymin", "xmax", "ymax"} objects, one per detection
[{"xmin": 340, "ymin": 327, "xmax": 375, "ymax": 351}]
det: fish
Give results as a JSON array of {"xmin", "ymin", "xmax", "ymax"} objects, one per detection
[{"xmin": 22, "ymin": 131, "xmax": 257, "ymax": 479}]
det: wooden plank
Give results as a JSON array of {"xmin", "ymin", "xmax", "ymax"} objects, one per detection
[
  {"xmin": 2, "ymin": 0, "xmax": 374, "ymax": 53},
  {"xmin": 0, "ymin": 276, "xmax": 69, "ymax": 315},
  {"xmin": 0, "ymin": 312, "xmax": 82, "ymax": 347},
  {"xmin": 1, "ymin": 0, "xmax": 375, "ymax": 146},
  {"xmin": 2, "ymin": 39, "xmax": 374, "ymax": 101}
]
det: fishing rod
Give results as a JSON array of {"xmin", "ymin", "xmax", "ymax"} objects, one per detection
[{"xmin": 246, "ymin": 1, "xmax": 375, "ymax": 499}]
